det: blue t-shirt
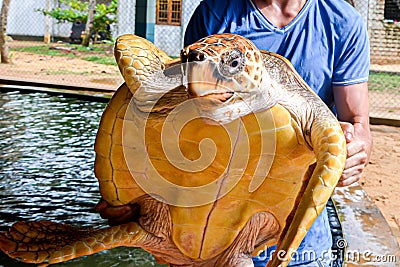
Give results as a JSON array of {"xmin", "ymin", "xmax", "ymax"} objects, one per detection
[{"xmin": 184, "ymin": 0, "xmax": 369, "ymax": 265}]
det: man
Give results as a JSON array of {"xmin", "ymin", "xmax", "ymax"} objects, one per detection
[{"xmin": 97, "ymin": 0, "xmax": 372, "ymax": 265}]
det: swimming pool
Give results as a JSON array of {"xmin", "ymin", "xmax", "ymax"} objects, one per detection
[{"xmin": 0, "ymin": 91, "xmax": 164, "ymax": 266}]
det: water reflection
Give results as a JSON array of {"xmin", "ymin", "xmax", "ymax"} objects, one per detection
[
  {"xmin": 0, "ymin": 91, "xmax": 164, "ymax": 266},
  {"xmin": 333, "ymin": 185, "xmax": 400, "ymax": 266}
]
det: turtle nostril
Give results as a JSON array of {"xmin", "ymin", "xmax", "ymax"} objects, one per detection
[{"xmin": 187, "ymin": 50, "xmax": 205, "ymax": 62}]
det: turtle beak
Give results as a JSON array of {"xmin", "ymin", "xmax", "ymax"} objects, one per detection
[{"xmin": 181, "ymin": 49, "xmax": 234, "ymax": 103}]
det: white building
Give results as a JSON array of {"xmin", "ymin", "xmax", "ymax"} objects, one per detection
[{"xmin": 116, "ymin": 0, "xmax": 202, "ymax": 56}]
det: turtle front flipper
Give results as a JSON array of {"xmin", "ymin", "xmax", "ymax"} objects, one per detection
[
  {"xmin": 0, "ymin": 220, "xmax": 147, "ymax": 266},
  {"xmin": 267, "ymin": 120, "xmax": 346, "ymax": 267},
  {"xmin": 114, "ymin": 34, "xmax": 182, "ymax": 95}
]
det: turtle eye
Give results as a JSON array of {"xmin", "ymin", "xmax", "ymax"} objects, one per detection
[
  {"xmin": 219, "ymin": 49, "xmax": 245, "ymax": 77},
  {"xmin": 230, "ymin": 58, "xmax": 240, "ymax": 68}
]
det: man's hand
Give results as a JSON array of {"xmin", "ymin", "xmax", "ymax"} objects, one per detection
[
  {"xmin": 333, "ymin": 82, "xmax": 372, "ymax": 187},
  {"xmin": 95, "ymin": 199, "xmax": 139, "ymax": 226},
  {"xmin": 337, "ymin": 121, "xmax": 372, "ymax": 187}
]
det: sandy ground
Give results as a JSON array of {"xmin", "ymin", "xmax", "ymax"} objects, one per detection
[
  {"xmin": 362, "ymin": 124, "xmax": 400, "ymax": 246},
  {"xmin": 0, "ymin": 42, "xmax": 399, "ymax": 246},
  {"xmin": 0, "ymin": 41, "xmax": 124, "ymax": 90}
]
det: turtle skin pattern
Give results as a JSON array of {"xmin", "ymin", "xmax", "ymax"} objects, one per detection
[{"xmin": 0, "ymin": 34, "xmax": 346, "ymax": 267}]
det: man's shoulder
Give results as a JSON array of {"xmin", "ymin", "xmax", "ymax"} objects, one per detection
[
  {"xmin": 199, "ymin": 0, "xmax": 229, "ymax": 9},
  {"xmin": 198, "ymin": 0, "xmax": 248, "ymax": 17},
  {"xmin": 185, "ymin": 0, "xmax": 248, "ymax": 45},
  {"xmin": 316, "ymin": 0, "xmax": 364, "ymax": 29}
]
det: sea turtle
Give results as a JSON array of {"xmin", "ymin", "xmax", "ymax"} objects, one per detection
[{"xmin": 0, "ymin": 34, "xmax": 346, "ymax": 267}]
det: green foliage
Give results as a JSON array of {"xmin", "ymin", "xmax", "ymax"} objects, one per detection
[
  {"xmin": 369, "ymin": 72, "xmax": 400, "ymax": 92},
  {"xmin": 83, "ymin": 55, "xmax": 116, "ymax": 65},
  {"xmin": 38, "ymin": 0, "xmax": 117, "ymax": 37},
  {"xmin": 13, "ymin": 45, "xmax": 75, "ymax": 57},
  {"xmin": 11, "ymin": 44, "xmax": 117, "ymax": 66}
]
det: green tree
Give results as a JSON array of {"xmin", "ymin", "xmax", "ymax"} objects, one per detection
[
  {"xmin": 82, "ymin": 0, "xmax": 96, "ymax": 46},
  {"xmin": 39, "ymin": 0, "xmax": 117, "ymax": 45}
]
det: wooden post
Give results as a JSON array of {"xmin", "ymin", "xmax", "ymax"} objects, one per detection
[
  {"xmin": 0, "ymin": 0, "xmax": 11, "ymax": 63},
  {"xmin": 43, "ymin": 0, "xmax": 52, "ymax": 44}
]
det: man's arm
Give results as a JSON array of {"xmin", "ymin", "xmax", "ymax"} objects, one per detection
[{"xmin": 333, "ymin": 82, "xmax": 372, "ymax": 187}]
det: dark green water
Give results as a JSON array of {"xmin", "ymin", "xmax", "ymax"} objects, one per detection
[{"xmin": 0, "ymin": 91, "xmax": 164, "ymax": 267}]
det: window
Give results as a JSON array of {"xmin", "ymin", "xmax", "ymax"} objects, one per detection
[
  {"xmin": 156, "ymin": 0, "xmax": 182, "ymax": 25},
  {"xmin": 384, "ymin": 0, "xmax": 400, "ymax": 21}
]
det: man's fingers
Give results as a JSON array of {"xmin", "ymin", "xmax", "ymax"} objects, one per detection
[
  {"xmin": 99, "ymin": 204, "xmax": 140, "ymax": 226},
  {"xmin": 337, "ymin": 173, "xmax": 361, "ymax": 187},
  {"xmin": 342, "ymin": 163, "xmax": 364, "ymax": 178},
  {"xmin": 107, "ymin": 204, "xmax": 140, "ymax": 226},
  {"xmin": 339, "ymin": 121, "xmax": 354, "ymax": 143},
  {"xmin": 338, "ymin": 161, "xmax": 365, "ymax": 187},
  {"xmin": 346, "ymin": 140, "xmax": 367, "ymax": 159},
  {"xmin": 95, "ymin": 198, "xmax": 109, "ymax": 211},
  {"xmin": 344, "ymin": 149, "xmax": 368, "ymax": 170},
  {"xmin": 99, "ymin": 205, "xmax": 132, "ymax": 219},
  {"xmin": 336, "ymin": 121, "xmax": 371, "ymax": 188},
  {"xmin": 337, "ymin": 141, "xmax": 367, "ymax": 187},
  {"xmin": 108, "ymin": 212, "xmax": 137, "ymax": 226}
]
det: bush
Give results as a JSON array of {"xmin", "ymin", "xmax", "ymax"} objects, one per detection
[{"xmin": 38, "ymin": 0, "xmax": 117, "ymax": 41}]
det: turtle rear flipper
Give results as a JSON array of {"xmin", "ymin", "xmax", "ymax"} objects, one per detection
[{"xmin": 0, "ymin": 220, "xmax": 147, "ymax": 266}]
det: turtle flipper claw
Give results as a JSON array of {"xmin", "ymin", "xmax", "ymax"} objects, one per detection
[{"xmin": 0, "ymin": 220, "xmax": 147, "ymax": 265}]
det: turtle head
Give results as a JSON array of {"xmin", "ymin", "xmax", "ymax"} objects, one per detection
[{"xmin": 181, "ymin": 34, "xmax": 277, "ymax": 124}]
